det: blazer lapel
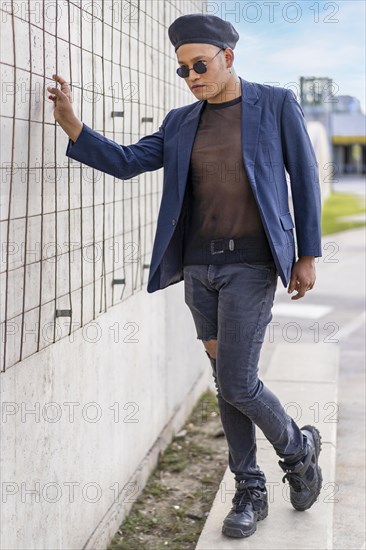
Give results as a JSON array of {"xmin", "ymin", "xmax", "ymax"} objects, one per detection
[
  {"xmin": 177, "ymin": 100, "xmax": 206, "ymax": 204},
  {"xmin": 240, "ymin": 76, "xmax": 262, "ymax": 190}
]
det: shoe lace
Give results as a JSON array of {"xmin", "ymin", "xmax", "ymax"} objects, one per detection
[
  {"xmin": 282, "ymin": 471, "xmax": 310, "ymax": 492},
  {"xmin": 233, "ymin": 486, "xmax": 254, "ymax": 513}
]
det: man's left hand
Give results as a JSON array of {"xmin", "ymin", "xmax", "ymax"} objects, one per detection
[{"xmin": 287, "ymin": 256, "xmax": 316, "ymax": 300}]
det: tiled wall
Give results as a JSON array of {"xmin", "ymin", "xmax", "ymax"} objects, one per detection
[{"xmin": 0, "ymin": 0, "xmax": 205, "ymax": 370}]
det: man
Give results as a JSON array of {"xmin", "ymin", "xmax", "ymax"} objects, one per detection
[{"xmin": 48, "ymin": 13, "xmax": 323, "ymax": 540}]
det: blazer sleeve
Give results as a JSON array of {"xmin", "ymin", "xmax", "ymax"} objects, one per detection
[
  {"xmin": 65, "ymin": 114, "xmax": 168, "ymax": 180},
  {"xmin": 280, "ymin": 89, "xmax": 323, "ymax": 258}
]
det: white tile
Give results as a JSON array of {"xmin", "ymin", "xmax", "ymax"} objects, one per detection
[
  {"xmin": 0, "ymin": 271, "xmax": 7, "ymax": 320},
  {"xmin": 81, "ymin": 243, "xmax": 94, "ymax": 286},
  {"xmin": 68, "ymin": 170, "xmax": 82, "ymax": 210},
  {"xmin": 1, "ymin": 64, "xmax": 15, "ymax": 118},
  {"xmin": 82, "ymin": 281, "xmax": 94, "ymax": 322},
  {"xmin": 12, "ymin": 119, "xmax": 29, "ymax": 168},
  {"xmin": 26, "ymin": 215, "xmax": 42, "ymax": 263},
  {"xmin": 40, "ymin": 258, "xmax": 56, "ymax": 303},
  {"xmin": 56, "ymin": 209, "xmax": 70, "ymax": 255},
  {"xmin": 42, "ymin": 123, "xmax": 57, "ymax": 168},
  {"xmin": 5, "ymin": 169, "xmax": 26, "ymax": 220},
  {"xmin": 69, "ymin": 287, "xmax": 82, "ymax": 329},
  {"xmin": 68, "ymin": 207, "xmax": 81, "ymax": 246},
  {"xmin": 69, "ymin": 44, "xmax": 81, "ymax": 88},
  {"xmin": 56, "ymin": 251, "xmax": 71, "ymax": 297},
  {"xmin": 31, "ymin": 73, "xmax": 45, "ymax": 120},
  {"xmin": 8, "ymin": 217, "xmax": 26, "ymax": 270},
  {"xmin": 39, "ymin": 299, "xmax": 56, "ymax": 348},
  {"xmin": 57, "ymin": 2, "xmax": 70, "ymax": 42},
  {"xmin": 42, "ymin": 213, "xmax": 56, "ymax": 259},
  {"xmin": 55, "ymin": 173, "xmax": 70, "ymax": 213},
  {"xmin": 44, "ymin": 32, "xmax": 57, "ymax": 85},
  {"xmin": 0, "ymin": 11, "xmax": 14, "ymax": 63},
  {"xmin": 56, "ymin": 36, "xmax": 71, "ymax": 81},
  {"xmin": 24, "ymin": 260, "xmax": 41, "ymax": 312},
  {"xmin": 27, "ymin": 168, "xmax": 42, "ymax": 217},
  {"xmin": 43, "ymin": 1, "xmax": 58, "ymax": 35},
  {"xmin": 21, "ymin": 306, "xmax": 40, "ymax": 361},
  {"xmin": 1, "ymin": 312, "xmax": 22, "ymax": 369},
  {"xmin": 29, "ymin": 121, "xmax": 43, "ymax": 165},
  {"xmin": 81, "ymin": 13, "xmax": 93, "ymax": 53},
  {"xmin": 6, "ymin": 264, "xmax": 24, "ymax": 319},
  {"xmin": 0, "ymin": 118, "xmax": 14, "ymax": 180},
  {"xmin": 92, "ymin": 18, "xmax": 103, "ymax": 58},
  {"xmin": 14, "ymin": 17, "xmax": 30, "ymax": 71},
  {"xmin": 69, "ymin": 4, "xmax": 81, "ymax": 48},
  {"xmin": 30, "ymin": 25, "xmax": 44, "ymax": 75},
  {"xmin": 69, "ymin": 246, "xmax": 82, "ymax": 293}
]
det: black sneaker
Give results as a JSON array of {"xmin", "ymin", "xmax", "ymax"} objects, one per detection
[
  {"xmin": 222, "ymin": 481, "xmax": 268, "ymax": 538},
  {"xmin": 279, "ymin": 424, "xmax": 323, "ymax": 511}
]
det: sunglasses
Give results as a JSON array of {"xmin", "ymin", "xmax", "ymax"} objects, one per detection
[{"xmin": 176, "ymin": 48, "xmax": 224, "ymax": 78}]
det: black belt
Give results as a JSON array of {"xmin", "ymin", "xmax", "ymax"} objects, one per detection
[
  {"xmin": 182, "ymin": 235, "xmax": 275, "ymax": 265},
  {"xmin": 205, "ymin": 237, "xmax": 268, "ymax": 255}
]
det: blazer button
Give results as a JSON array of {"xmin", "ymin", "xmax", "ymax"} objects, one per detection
[{"xmin": 172, "ymin": 219, "xmax": 176, "ymax": 226}]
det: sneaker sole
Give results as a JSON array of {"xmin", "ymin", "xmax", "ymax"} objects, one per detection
[
  {"xmin": 222, "ymin": 505, "xmax": 268, "ymax": 538},
  {"xmin": 293, "ymin": 424, "xmax": 323, "ymax": 511}
]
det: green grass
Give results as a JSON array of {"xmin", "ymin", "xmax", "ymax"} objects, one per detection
[
  {"xmin": 107, "ymin": 390, "xmax": 222, "ymax": 550},
  {"xmin": 321, "ymin": 192, "xmax": 366, "ymax": 236}
]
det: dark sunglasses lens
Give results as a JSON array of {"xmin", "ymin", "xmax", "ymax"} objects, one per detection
[
  {"xmin": 194, "ymin": 61, "xmax": 207, "ymax": 74},
  {"xmin": 177, "ymin": 66, "xmax": 189, "ymax": 78}
]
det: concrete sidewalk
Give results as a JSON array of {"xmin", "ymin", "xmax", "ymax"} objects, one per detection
[
  {"xmin": 196, "ymin": 343, "xmax": 339, "ymax": 550},
  {"xmin": 196, "ymin": 227, "xmax": 365, "ymax": 550}
]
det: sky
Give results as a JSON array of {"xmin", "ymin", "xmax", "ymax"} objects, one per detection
[{"xmin": 203, "ymin": 0, "xmax": 365, "ymax": 113}]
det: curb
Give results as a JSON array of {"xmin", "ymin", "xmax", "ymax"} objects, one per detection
[{"xmin": 195, "ymin": 342, "xmax": 340, "ymax": 550}]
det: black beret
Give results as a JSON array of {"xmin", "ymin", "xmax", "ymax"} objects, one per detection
[{"xmin": 168, "ymin": 13, "xmax": 239, "ymax": 52}]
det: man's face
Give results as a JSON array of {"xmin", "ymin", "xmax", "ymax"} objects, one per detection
[{"xmin": 175, "ymin": 43, "xmax": 229, "ymax": 100}]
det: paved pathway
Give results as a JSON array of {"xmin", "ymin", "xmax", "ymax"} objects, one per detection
[{"xmin": 196, "ymin": 227, "xmax": 365, "ymax": 550}]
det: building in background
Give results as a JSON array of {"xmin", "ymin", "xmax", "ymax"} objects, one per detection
[
  {"xmin": 332, "ymin": 99, "xmax": 366, "ymax": 175},
  {"xmin": 300, "ymin": 77, "xmax": 366, "ymax": 177}
]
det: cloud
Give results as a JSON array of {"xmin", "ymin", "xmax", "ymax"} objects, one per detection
[{"xmin": 231, "ymin": 1, "xmax": 365, "ymax": 111}]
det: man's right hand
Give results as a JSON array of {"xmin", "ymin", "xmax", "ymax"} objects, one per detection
[{"xmin": 47, "ymin": 74, "xmax": 83, "ymax": 142}]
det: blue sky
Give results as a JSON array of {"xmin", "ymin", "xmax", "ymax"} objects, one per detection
[{"xmin": 204, "ymin": 0, "xmax": 365, "ymax": 113}]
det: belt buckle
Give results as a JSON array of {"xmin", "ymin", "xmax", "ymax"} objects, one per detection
[{"xmin": 210, "ymin": 239, "xmax": 225, "ymax": 255}]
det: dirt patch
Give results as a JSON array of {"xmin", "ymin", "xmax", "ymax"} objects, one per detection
[{"xmin": 107, "ymin": 390, "xmax": 229, "ymax": 550}]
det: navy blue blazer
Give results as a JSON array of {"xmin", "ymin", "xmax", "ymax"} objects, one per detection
[{"xmin": 65, "ymin": 76, "xmax": 322, "ymax": 294}]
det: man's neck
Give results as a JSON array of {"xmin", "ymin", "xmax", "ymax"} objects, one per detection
[{"xmin": 207, "ymin": 76, "xmax": 241, "ymax": 104}]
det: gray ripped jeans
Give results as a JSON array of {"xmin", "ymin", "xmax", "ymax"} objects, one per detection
[{"xmin": 183, "ymin": 260, "xmax": 307, "ymax": 488}]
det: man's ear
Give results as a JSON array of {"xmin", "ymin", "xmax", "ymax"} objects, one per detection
[{"xmin": 224, "ymin": 48, "xmax": 235, "ymax": 69}]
